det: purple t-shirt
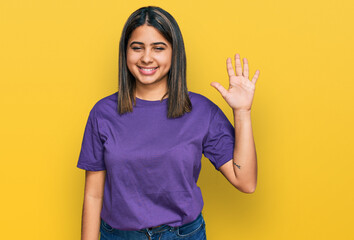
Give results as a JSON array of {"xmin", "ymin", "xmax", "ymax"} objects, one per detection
[{"xmin": 77, "ymin": 91, "xmax": 235, "ymax": 230}]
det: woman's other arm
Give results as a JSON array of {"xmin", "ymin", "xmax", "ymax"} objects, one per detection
[
  {"xmin": 211, "ymin": 53, "xmax": 259, "ymax": 193},
  {"xmin": 81, "ymin": 170, "xmax": 106, "ymax": 240}
]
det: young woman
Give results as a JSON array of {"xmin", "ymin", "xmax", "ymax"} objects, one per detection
[{"xmin": 77, "ymin": 5, "xmax": 259, "ymax": 240}]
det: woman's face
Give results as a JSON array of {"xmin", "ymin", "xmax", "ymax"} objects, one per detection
[{"xmin": 126, "ymin": 25, "xmax": 172, "ymax": 88}]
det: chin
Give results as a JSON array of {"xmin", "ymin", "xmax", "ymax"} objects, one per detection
[{"xmin": 136, "ymin": 79, "xmax": 159, "ymax": 85}]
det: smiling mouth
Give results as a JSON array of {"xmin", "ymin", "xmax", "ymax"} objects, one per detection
[
  {"xmin": 138, "ymin": 66, "xmax": 159, "ymax": 70},
  {"xmin": 138, "ymin": 66, "xmax": 159, "ymax": 75}
]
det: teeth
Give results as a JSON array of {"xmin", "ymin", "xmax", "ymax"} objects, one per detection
[{"xmin": 140, "ymin": 67, "xmax": 157, "ymax": 71}]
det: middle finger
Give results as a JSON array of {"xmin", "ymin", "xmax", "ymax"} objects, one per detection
[
  {"xmin": 235, "ymin": 53, "xmax": 242, "ymax": 76},
  {"xmin": 243, "ymin": 58, "xmax": 249, "ymax": 79}
]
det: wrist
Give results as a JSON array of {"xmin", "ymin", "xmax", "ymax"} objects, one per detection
[
  {"xmin": 233, "ymin": 109, "xmax": 251, "ymax": 120},
  {"xmin": 233, "ymin": 109, "xmax": 251, "ymax": 114}
]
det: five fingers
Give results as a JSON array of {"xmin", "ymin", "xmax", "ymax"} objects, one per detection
[{"xmin": 226, "ymin": 53, "xmax": 259, "ymax": 84}]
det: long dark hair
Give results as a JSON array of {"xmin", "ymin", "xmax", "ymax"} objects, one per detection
[{"xmin": 117, "ymin": 6, "xmax": 192, "ymax": 118}]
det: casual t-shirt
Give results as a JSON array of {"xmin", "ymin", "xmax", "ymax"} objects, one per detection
[{"xmin": 77, "ymin": 91, "xmax": 235, "ymax": 230}]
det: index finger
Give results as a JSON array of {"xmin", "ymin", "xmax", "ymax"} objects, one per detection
[{"xmin": 226, "ymin": 57, "xmax": 235, "ymax": 78}]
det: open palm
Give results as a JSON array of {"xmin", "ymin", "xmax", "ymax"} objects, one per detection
[{"xmin": 210, "ymin": 53, "xmax": 260, "ymax": 112}]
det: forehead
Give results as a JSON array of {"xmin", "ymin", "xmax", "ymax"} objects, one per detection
[{"xmin": 128, "ymin": 25, "xmax": 169, "ymax": 45}]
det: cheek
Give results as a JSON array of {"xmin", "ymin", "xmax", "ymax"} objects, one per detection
[
  {"xmin": 126, "ymin": 53, "xmax": 137, "ymax": 70},
  {"xmin": 126, "ymin": 49, "xmax": 139, "ymax": 61},
  {"xmin": 160, "ymin": 53, "xmax": 172, "ymax": 68},
  {"xmin": 166, "ymin": 55, "xmax": 172, "ymax": 70},
  {"xmin": 126, "ymin": 53, "xmax": 133, "ymax": 64}
]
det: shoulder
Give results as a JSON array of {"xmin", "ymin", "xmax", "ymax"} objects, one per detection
[
  {"xmin": 90, "ymin": 91, "xmax": 118, "ymax": 117},
  {"xmin": 188, "ymin": 91, "xmax": 219, "ymax": 112}
]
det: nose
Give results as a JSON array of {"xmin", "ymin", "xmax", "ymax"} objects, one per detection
[{"xmin": 140, "ymin": 49, "xmax": 153, "ymax": 64}]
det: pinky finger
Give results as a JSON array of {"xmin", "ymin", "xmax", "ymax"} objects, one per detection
[{"xmin": 251, "ymin": 70, "xmax": 260, "ymax": 84}]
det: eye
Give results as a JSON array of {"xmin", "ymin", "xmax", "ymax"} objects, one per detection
[
  {"xmin": 132, "ymin": 47, "xmax": 141, "ymax": 50},
  {"xmin": 155, "ymin": 47, "xmax": 165, "ymax": 51}
]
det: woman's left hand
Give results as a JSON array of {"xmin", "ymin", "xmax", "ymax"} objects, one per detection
[{"xmin": 210, "ymin": 53, "xmax": 260, "ymax": 112}]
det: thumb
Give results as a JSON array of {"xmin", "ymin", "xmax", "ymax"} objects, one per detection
[{"xmin": 210, "ymin": 82, "xmax": 228, "ymax": 98}]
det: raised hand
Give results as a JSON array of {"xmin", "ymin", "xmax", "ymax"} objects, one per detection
[{"xmin": 210, "ymin": 53, "xmax": 260, "ymax": 112}]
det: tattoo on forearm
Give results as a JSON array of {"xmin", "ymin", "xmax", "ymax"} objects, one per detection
[{"xmin": 233, "ymin": 161, "xmax": 241, "ymax": 169}]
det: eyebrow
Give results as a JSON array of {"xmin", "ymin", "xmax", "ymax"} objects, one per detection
[{"xmin": 129, "ymin": 41, "xmax": 168, "ymax": 47}]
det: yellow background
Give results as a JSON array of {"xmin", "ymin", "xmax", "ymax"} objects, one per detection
[{"xmin": 1, "ymin": 0, "xmax": 353, "ymax": 239}]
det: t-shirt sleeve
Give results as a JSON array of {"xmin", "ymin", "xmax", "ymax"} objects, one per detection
[
  {"xmin": 202, "ymin": 106, "xmax": 235, "ymax": 171},
  {"xmin": 76, "ymin": 108, "xmax": 106, "ymax": 171}
]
